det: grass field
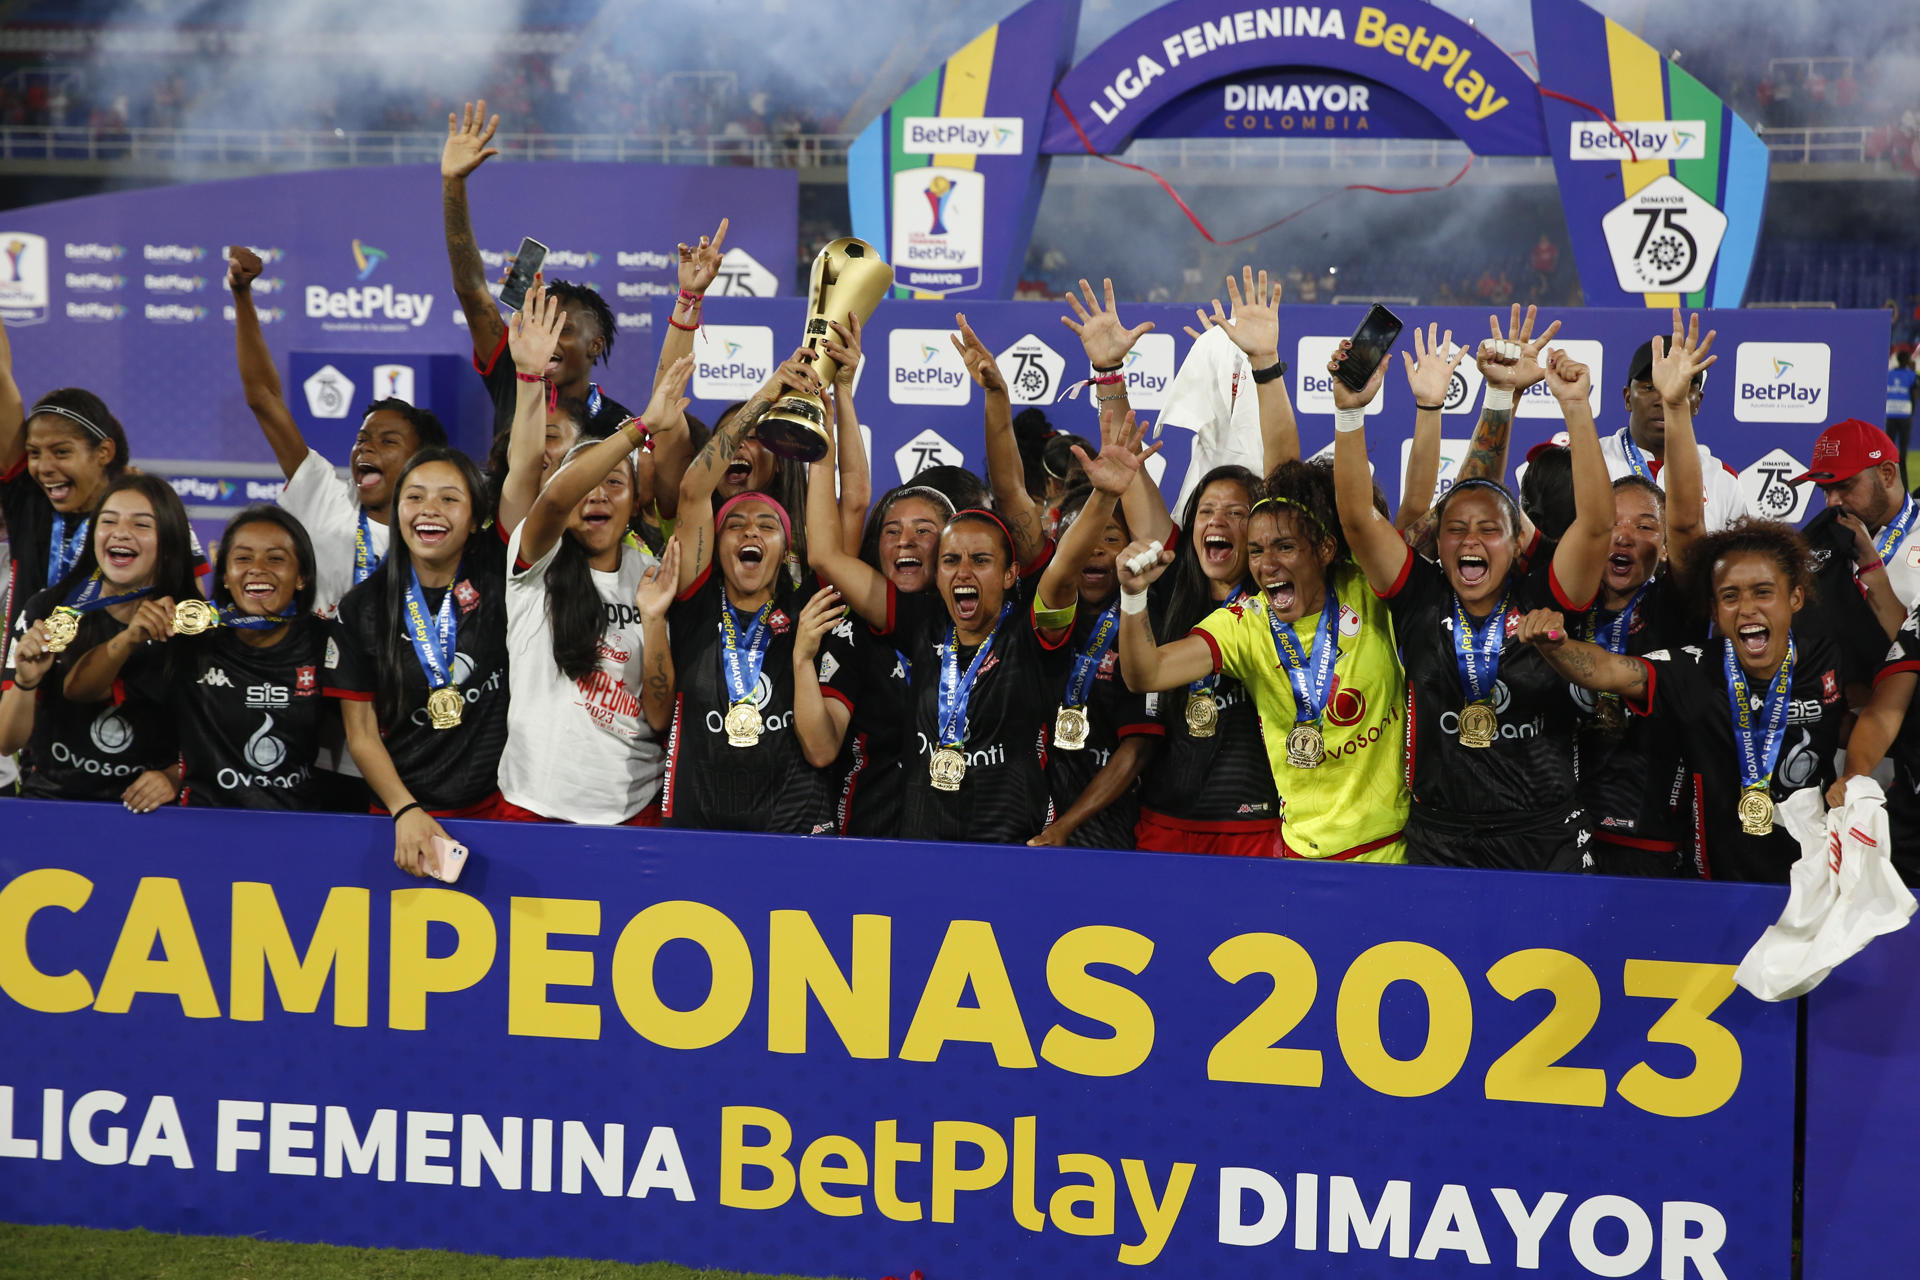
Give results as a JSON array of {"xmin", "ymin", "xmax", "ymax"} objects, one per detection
[{"xmin": 0, "ymin": 1224, "xmax": 849, "ymax": 1280}]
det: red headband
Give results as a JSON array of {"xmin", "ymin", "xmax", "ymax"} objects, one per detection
[
  {"xmin": 946, "ymin": 507, "xmax": 1016, "ymax": 556},
  {"xmin": 715, "ymin": 492, "xmax": 791, "ymax": 546}
]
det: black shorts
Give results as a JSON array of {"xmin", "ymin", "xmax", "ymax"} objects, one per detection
[
  {"xmin": 1589, "ymin": 837, "xmax": 1691, "ymax": 879},
  {"xmin": 1405, "ymin": 803, "xmax": 1591, "ymax": 873}
]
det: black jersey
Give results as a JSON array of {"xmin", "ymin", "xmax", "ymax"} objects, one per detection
[
  {"xmin": 127, "ymin": 619, "xmax": 340, "ymax": 809},
  {"xmin": 1382, "ymin": 547, "xmax": 1590, "ymax": 867},
  {"xmin": 1044, "ymin": 596, "xmax": 1160, "ymax": 849},
  {"xmin": 661, "ymin": 566, "xmax": 857, "ymax": 834},
  {"xmin": 475, "ymin": 330, "xmax": 633, "ymax": 442},
  {"xmin": 1574, "ymin": 573, "xmax": 1693, "ymax": 872},
  {"xmin": 1631, "ymin": 631, "xmax": 1845, "ymax": 883},
  {"xmin": 882, "ymin": 578, "xmax": 1076, "ymax": 845},
  {"xmin": 328, "ymin": 541, "xmax": 511, "ymax": 812},
  {"xmin": 7, "ymin": 588, "xmax": 176, "ymax": 802},
  {"xmin": 829, "ymin": 616, "xmax": 911, "ymax": 838},
  {"xmin": 1800, "ymin": 506, "xmax": 1891, "ymax": 693},
  {"xmin": 1871, "ymin": 621, "xmax": 1920, "ymax": 885}
]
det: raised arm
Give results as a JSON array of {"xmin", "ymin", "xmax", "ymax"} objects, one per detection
[
  {"xmin": 227, "ymin": 246, "xmax": 307, "ymax": 479},
  {"xmin": 441, "ymin": 100, "xmax": 506, "ymax": 363},
  {"xmin": 1545, "ymin": 349, "xmax": 1614, "ymax": 608},
  {"xmin": 672, "ymin": 352, "xmax": 801, "ymax": 592},
  {"xmin": 635, "ymin": 541, "xmax": 679, "ymax": 734},
  {"xmin": 1061, "ymin": 279, "xmax": 1170, "ymax": 545},
  {"xmin": 1517, "ymin": 608, "xmax": 1650, "ymax": 699},
  {"xmin": 951, "ymin": 313, "xmax": 1043, "ymax": 564},
  {"xmin": 1114, "ymin": 539, "xmax": 1217, "ymax": 692},
  {"xmin": 0, "ymin": 309, "xmax": 22, "ymax": 472},
  {"xmin": 804, "ymin": 425, "xmax": 890, "ymax": 630},
  {"xmin": 497, "ymin": 285, "xmax": 567, "ymax": 536},
  {"xmin": 1330, "ymin": 350, "xmax": 1411, "ymax": 589},
  {"xmin": 1394, "ymin": 323, "xmax": 1463, "ymax": 532},
  {"xmin": 650, "ymin": 218, "xmax": 727, "ymax": 520},
  {"xmin": 1649, "ymin": 308, "xmax": 1714, "ymax": 574},
  {"xmin": 1039, "ymin": 414, "xmax": 1160, "ymax": 632},
  {"xmin": 62, "ymin": 598, "xmax": 175, "ymax": 704},
  {"xmin": 1201, "ymin": 267, "xmax": 1297, "ymax": 475},
  {"xmin": 822, "ymin": 314, "xmax": 869, "ymax": 554}
]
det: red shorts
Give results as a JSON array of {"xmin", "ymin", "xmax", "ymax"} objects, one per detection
[
  {"xmin": 495, "ymin": 798, "xmax": 662, "ymax": 827},
  {"xmin": 1135, "ymin": 808, "xmax": 1280, "ymax": 858},
  {"xmin": 372, "ymin": 793, "xmax": 503, "ymax": 821}
]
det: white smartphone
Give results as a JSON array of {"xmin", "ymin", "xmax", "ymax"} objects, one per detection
[{"xmin": 428, "ymin": 835, "xmax": 470, "ymax": 884}]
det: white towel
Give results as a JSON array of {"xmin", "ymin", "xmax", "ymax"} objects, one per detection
[{"xmin": 1153, "ymin": 326, "xmax": 1261, "ymax": 518}]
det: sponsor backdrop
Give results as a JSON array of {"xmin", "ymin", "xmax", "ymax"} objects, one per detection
[
  {"xmin": 1, "ymin": 800, "xmax": 1797, "ymax": 1277},
  {"xmin": 668, "ymin": 297, "xmax": 1884, "ymax": 530},
  {"xmin": 849, "ymin": 0, "xmax": 1764, "ymax": 313},
  {"xmin": 0, "ymin": 160, "xmax": 797, "ymax": 471}
]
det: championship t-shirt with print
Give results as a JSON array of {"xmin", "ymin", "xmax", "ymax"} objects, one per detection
[
  {"xmin": 1194, "ymin": 563, "xmax": 1408, "ymax": 860},
  {"xmin": 501, "ymin": 523, "xmax": 662, "ymax": 823}
]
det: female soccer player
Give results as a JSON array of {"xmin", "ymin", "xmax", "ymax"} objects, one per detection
[
  {"xmin": 496, "ymin": 354, "xmax": 694, "ymax": 826},
  {"xmin": 64, "ymin": 505, "xmax": 337, "ymax": 808},
  {"xmin": 1, "ymin": 474, "xmax": 200, "ymax": 811},
  {"xmin": 1334, "ymin": 327, "xmax": 1614, "ymax": 871},
  {"xmin": 1120, "ymin": 459, "xmax": 1409, "ymax": 861},
  {"xmin": 1830, "ymin": 613, "xmax": 1920, "ymax": 885},
  {"xmin": 329, "ymin": 448, "xmax": 509, "ymax": 875},
  {"xmin": 1, "ymin": 374, "xmax": 133, "ymax": 626},
  {"xmin": 1519, "ymin": 521, "xmax": 1844, "ymax": 883}
]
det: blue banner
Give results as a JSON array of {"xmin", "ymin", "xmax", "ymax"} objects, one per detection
[{"xmin": 1, "ymin": 799, "xmax": 1797, "ymax": 1276}]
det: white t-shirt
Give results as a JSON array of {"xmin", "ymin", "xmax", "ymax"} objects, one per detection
[
  {"xmin": 1599, "ymin": 427, "xmax": 1749, "ymax": 532},
  {"xmin": 500, "ymin": 521, "xmax": 661, "ymax": 823},
  {"xmin": 280, "ymin": 448, "xmax": 390, "ymax": 617},
  {"xmin": 1156, "ymin": 325, "xmax": 1260, "ymax": 517}
]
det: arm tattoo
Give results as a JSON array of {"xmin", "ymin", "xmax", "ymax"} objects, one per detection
[
  {"xmin": 692, "ymin": 395, "xmax": 768, "ymax": 474},
  {"xmin": 441, "ymin": 181, "xmax": 487, "ymax": 292},
  {"xmin": 1458, "ymin": 407, "xmax": 1513, "ymax": 484}
]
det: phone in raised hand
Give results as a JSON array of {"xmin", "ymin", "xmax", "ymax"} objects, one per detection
[
  {"xmin": 498, "ymin": 236, "xmax": 548, "ymax": 311},
  {"xmin": 1334, "ymin": 304, "xmax": 1405, "ymax": 391}
]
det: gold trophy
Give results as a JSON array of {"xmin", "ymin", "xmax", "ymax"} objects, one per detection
[{"xmin": 756, "ymin": 237, "xmax": 895, "ymax": 462}]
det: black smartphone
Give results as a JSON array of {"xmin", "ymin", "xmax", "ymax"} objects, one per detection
[
  {"xmin": 498, "ymin": 236, "xmax": 548, "ymax": 311},
  {"xmin": 1334, "ymin": 303, "xmax": 1405, "ymax": 392}
]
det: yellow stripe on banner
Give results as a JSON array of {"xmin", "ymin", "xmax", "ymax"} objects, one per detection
[
  {"xmin": 914, "ymin": 24, "xmax": 999, "ymax": 298},
  {"xmin": 1605, "ymin": 18, "xmax": 1678, "ymax": 307}
]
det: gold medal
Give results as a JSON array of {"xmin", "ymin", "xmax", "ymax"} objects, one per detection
[
  {"xmin": 1286, "ymin": 722, "xmax": 1325, "ymax": 769},
  {"xmin": 426, "ymin": 684, "xmax": 464, "ymax": 730},
  {"xmin": 172, "ymin": 599, "xmax": 218, "ymax": 636},
  {"xmin": 724, "ymin": 700, "xmax": 764, "ymax": 747},
  {"xmin": 1053, "ymin": 704, "xmax": 1090, "ymax": 751},
  {"xmin": 42, "ymin": 607, "xmax": 81, "ymax": 654},
  {"xmin": 1458, "ymin": 701, "xmax": 1498, "ymax": 749},
  {"xmin": 1185, "ymin": 691, "xmax": 1219, "ymax": 738},
  {"xmin": 929, "ymin": 746, "xmax": 967, "ymax": 792},
  {"xmin": 1738, "ymin": 787, "xmax": 1775, "ymax": 837}
]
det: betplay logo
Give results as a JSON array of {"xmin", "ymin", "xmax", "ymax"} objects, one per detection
[
  {"xmin": 1733, "ymin": 342, "xmax": 1830, "ymax": 424},
  {"xmin": 1568, "ymin": 121, "xmax": 1707, "ymax": 161},
  {"xmin": 305, "ymin": 285, "xmax": 434, "ymax": 327},
  {"xmin": 1516, "ymin": 339, "xmax": 1605, "ymax": 419},
  {"xmin": 64, "ymin": 242, "xmax": 124, "ymax": 262},
  {"xmin": 900, "ymin": 117, "xmax": 1025, "ymax": 155},
  {"xmin": 1122, "ymin": 334, "xmax": 1175, "ymax": 410},
  {"xmin": 692, "ymin": 325, "xmax": 774, "ymax": 401},
  {"xmin": 889, "ymin": 328, "xmax": 971, "ymax": 406},
  {"xmin": 143, "ymin": 244, "xmax": 206, "ymax": 263}
]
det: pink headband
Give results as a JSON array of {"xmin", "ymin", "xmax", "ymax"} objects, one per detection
[{"xmin": 715, "ymin": 492, "xmax": 792, "ymax": 547}]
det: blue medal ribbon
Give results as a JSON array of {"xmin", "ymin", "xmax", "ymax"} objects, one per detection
[
  {"xmin": 403, "ymin": 571, "xmax": 459, "ymax": 694},
  {"xmin": 217, "ymin": 606, "xmax": 297, "ymax": 631},
  {"xmin": 937, "ymin": 602, "xmax": 1012, "ymax": 749},
  {"xmin": 61, "ymin": 570, "xmax": 152, "ymax": 614},
  {"xmin": 353, "ymin": 508, "xmax": 383, "ymax": 586},
  {"xmin": 586, "ymin": 383, "xmax": 604, "ymax": 421},
  {"xmin": 1062, "ymin": 599, "xmax": 1122, "ymax": 709},
  {"xmin": 717, "ymin": 588, "xmax": 774, "ymax": 708},
  {"xmin": 1452, "ymin": 589, "xmax": 1510, "ymax": 705},
  {"xmin": 1189, "ymin": 586, "xmax": 1245, "ymax": 698},
  {"xmin": 1725, "ymin": 636, "xmax": 1794, "ymax": 796},
  {"xmin": 1269, "ymin": 586, "xmax": 1339, "ymax": 725},
  {"xmin": 1876, "ymin": 495, "xmax": 1918, "ymax": 563},
  {"xmin": 1618, "ymin": 427, "xmax": 1655, "ymax": 482},
  {"xmin": 1586, "ymin": 579, "xmax": 1654, "ymax": 655},
  {"xmin": 47, "ymin": 513, "xmax": 89, "ymax": 584}
]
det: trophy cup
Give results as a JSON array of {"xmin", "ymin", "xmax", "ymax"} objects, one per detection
[{"xmin": 756, "ymin": 237, "xmax": 894, "ymax": 462}]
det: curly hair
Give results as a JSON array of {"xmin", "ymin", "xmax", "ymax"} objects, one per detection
[
  {"xmin": 1688, "ymin": 518, "xmax": 1817, "ymax": 623},
  {"xmin": 1253, "ymin": 458, "xmax": 1349, "ymax": 565}
]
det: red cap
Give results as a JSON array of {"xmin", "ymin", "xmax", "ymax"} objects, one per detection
[{"xmin": 1790, "ymin": 418, "xmax": 1898, "ymax": 485}]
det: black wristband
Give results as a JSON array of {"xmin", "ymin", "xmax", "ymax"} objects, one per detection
[
  {"xmin": 1415, "ymin": 401, "xmax": 1445, "ymax": 411},
  {"xmin": 391, "ymin": 801, "xmax": 424, "ymax": 823},
  {"xmin": 1250, "ymin": 360, "xmax": 1288, "ymax": 385},
  {"xmin": 1090, "ymin": 360, "xmax": 1124, "ymax": 374}
]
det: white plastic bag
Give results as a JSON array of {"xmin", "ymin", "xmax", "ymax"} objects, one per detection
[{"xmin": 1735, "ymin": 779, "xmax": 1916, "ymax": 1001}]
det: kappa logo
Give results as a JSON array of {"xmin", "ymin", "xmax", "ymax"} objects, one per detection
[
  {"xmin": 199, "ymin": 667, "xmax": 234, "ymax": 688},
  {"xmin": 831, "ymin": 617, "xmax": 855, "ymax": 642}
]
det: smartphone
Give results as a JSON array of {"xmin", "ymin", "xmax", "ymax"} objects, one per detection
[
  {"xmin": 498, "ymin": 236, "xmax": 548, "ymax": 311},
  {"xmin": 428, "ymin": 835, "xmax": 470, "ymax": 885},
  {"xmin": 1334, "ymin": 304, "xmax": 1405, "ymax": 392}
]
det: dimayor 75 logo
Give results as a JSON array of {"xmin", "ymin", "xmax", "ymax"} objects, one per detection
[{"xmin": 1600, "ymin": 175, "xmax": 1726, "ymax": 295}]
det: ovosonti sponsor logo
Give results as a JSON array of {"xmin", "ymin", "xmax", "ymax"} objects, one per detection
[{"xmin": 1732, "ymin": 342, "xmax": 1830, "ymax": 424}]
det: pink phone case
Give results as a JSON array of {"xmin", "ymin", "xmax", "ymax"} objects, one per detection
[{"xmin": 428, "ymin": 835, "xmax": 469, "ymax": 884}]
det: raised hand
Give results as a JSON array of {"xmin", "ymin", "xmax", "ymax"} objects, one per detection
[
  {"xmin": 677, "ymin": 217, "xmax": 729, "ymax": 296},
  {"xmin": 442, "ymin": 100, "xmax": 500, "ymax": 181},
  {"xmin": 641, "ymin": 354, "xmax": 695, "ymax": 436},
  {"xmin": 227, "ymin": 245, "xmax": 263, "ymax": 292},
  {"xmin": 822, "ymin": 312, "xmax": 862, "ymax": 387},
  {"xmin": 635, "ymin": 539, "xmax": 681, "ymax": 621},
  {"xmin": 1198, "ymin": 266, "xmax": 1281, "ymax": 361},
  {"xmin": 508, "ymin": 283, "xmax": 564, "ymax": 376},
  {"xmin": 1116, "ymin": 538, "xmax": 1174, "ymax": 596},
  {"xmin": 1061, "ymin": 277, "xmax": 1155, "ymax": 369},
  {"xmin": 1543, "ymin": 348, "xmax": 1592, "ymax": 405},
  {"xmin": 1327, "ymin": 341, "xmax": 1387, "ymax": 412},
  {"xmin": 1515, "ymin": 608, "xmax": 1568, "ymax": 649},
  {"xmin": 1401, "ymin": 322, "xmax": 1463, "ymax": 407},
  {"xmin": 758, "ymin": 346, "xmax": 821, "ymax": 405},
  {"xmin": 1650, "ymin": 306, "xmax": 1718, "ymax": 406},
  {"xmin": 1182, "ymin": 306, "xmax": 1216, "ymax": 342},
  {"xmin": 791, "ymin": 585, "xmax": 846, "ymax": 666},
  {"xmin": 1073, "ymin": 410, "xmax": 1162, "ymax": 497},
  {"xmin": 1477, "ymin": 303, "xmax": 1562, "ymax": 393},
  {"xmin": 948, "ymin": 313, "xmax": 1006, "ymax": 393}
]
